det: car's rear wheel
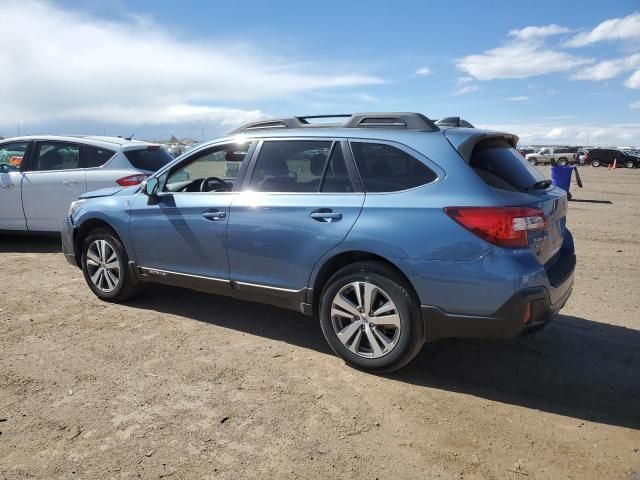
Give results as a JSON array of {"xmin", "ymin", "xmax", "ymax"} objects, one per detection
[
  {"xmin": 557, "ymin": 157, "xmax": 568, "ymax": 166},
  {"xmin": 81, "ymin": 228, "xmax": 139, "ymax": 302},
  {"xmin": 625, "ymin": 160, "xmax": 635, "ymax": 169},
  {"xmin": 591, "ymin": 159, "xmax": 600, "ymax": 167},
  {"xmin": 319, "ymin": 261, "xmax": 424, "ymax": 373},
  {"xmin": 528, "ymin": 157, "xmax": 537, "ymax": 166}
]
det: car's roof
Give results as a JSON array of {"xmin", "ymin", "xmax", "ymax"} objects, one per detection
[
  {"xmin": 0, "ymin": 135, "xmax": 158, "ymax": 150},
  {"xmin": 198, "ymin": 126, "xmax": 512, "ymax": 148}
]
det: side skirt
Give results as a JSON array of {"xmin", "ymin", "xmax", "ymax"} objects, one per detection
[{"xmin": 136, "ymin": 266, "xmax": 313, "ymax": 315}]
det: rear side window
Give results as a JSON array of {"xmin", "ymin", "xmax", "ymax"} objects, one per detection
[
  {"xmin": 350, "ymin": 142, "xmax": 437, "ymax": 192},
  {"xmin": 124, "ymin": 147, "xmax": 173, "ymax": 172},
  {"xmin": 470, "ymin": 138, "xmax": 546, "ymax": 192},
  {"xmin": 85, "ymin": 145, "xmax": 116, "ymax": 168}
]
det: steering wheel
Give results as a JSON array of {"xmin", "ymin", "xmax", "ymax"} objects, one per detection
[{"xmin": 199, "ymin": 176, "xmax": 229, "ymax": 192}]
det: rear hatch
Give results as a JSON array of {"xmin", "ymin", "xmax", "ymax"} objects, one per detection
[{"xmin": 454, "ymin": 133, "xmax": 568, "ymax": 267}]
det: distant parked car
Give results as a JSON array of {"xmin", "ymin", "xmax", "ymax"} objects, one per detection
[
  {"xmin": 525, "ymin": 147, "xmax": 578, "ymax": 166},
  {"xmin": 0, "ymin": 136, "xmax": 173, "ymax": 232},
  {"xmin": 586, "ymin": 148, "xmax": 639, "ymax": 168}
]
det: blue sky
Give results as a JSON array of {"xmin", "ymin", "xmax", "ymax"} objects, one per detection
[{"xmin": 2, "ymin": 0, "xmax": 640, "ymax": 145}]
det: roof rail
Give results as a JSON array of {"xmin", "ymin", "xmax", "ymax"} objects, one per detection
[
  {"xmin": 434, "ymin": 117, "xmax": 475, "ymax": 128},
  {"xmin": 230, "ymin": 112, "xmax": 440, "ymax": 134}
]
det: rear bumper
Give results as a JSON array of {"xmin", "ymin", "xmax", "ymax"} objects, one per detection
[
  {"xmin": 61, "ymin": 216, "xmax": 78, "ymax": 267},
  {"xmin": 422, "ymin": 253, "xmax": 575, "ymax": 341}
]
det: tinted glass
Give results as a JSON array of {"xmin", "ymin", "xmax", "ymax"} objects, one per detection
[
  {"xmin": 470, "ymin": 138, "xmax": 546, "ymax": 192},
  {"xmin": 321, "ymin": 144, "xmax": 353, "ymax": 193},
  {"xmin": 124, "ymin": 147, "xmax": 173, "ymax": 172},
  {"xmin": 250, "ymin": 140, "xmax": 332, "ymax": 192},
  {"xmin": 0, "ymin": 142, "xmax": 29, "ymax": 171},
  {"xmin": 34, "ymin": 142, "xmax": 80, "ymax": 171},
  {"xmin": 165, "ymin": 142, "xmax": 253, "ymax": 191},
  {"xmin": 84, "ymin": 145, "xmax": 116, "ymax": 168},
  {"xmin": 350, "ymin": 142, "xmax": 437, "ymax": 192}
]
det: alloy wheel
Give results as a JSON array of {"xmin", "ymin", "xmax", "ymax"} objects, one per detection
[
  {"xmin": 86, "ymin": 239, "xmax": 120, "ymax": 293},
  {"xmin": 330, "ymin": 281, "xmax": 402, "ymax": 359}
]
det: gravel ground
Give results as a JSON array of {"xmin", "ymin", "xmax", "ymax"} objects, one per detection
[{"xmin": 1, "ymin": 166, "xmax": 639, "ymax": 479}]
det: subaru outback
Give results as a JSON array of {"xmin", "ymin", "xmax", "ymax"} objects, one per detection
[{"xmin": 62, "ymin": 113, "xmax": 576, "ymax": 372}]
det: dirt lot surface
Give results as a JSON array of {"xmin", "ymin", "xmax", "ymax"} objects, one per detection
[{"xmin": 1, "ymin": 166, "xmax": 639, "ymax": 479}]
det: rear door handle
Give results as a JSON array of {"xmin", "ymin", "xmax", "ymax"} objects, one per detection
[
  {"xmin": 62, "ymin": 179, "xmax": 80, "ymax": 185},
  {"xmin": 202, "ymin": 209, "xmax": 227, "ymax": 221},
  {"xmin": 310, "ymin": 209, "xmax": 343, "ymax": 223},
  {"xmin": 0, "ymin": 184, "xmax": 15, "ymax": 189}
]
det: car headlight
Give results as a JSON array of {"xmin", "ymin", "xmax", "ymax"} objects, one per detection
[{"xmin": 68, "ymin": 199, "xmax": 85, "ymax": 219}]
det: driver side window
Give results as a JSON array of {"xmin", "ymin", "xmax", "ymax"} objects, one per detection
[{"xmin": 164, "ymin": 142, "xmax": 254, "ymax": 193}]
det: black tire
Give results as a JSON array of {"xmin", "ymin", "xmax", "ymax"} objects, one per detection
[
  {"xmin": 591, "ymin": 159, "xmax": 600, "ymax": 167},
  {"xmin": 81, "ymin": 227, "xmax": 139, "ymax": 302},
  {"xmin": 557, "ymin": 157, "xmax": 568, "ymax": 166},
  {"xmin": 319, "ymin": 261, "xmax": 424, "ymax": 373},
  {"xmin": 528, "ymin": 157, "xmax": 537, "ymax": 166},
  {"xmin": 625, "ymin": 160, "xmax": 635, "ymax": 169}
]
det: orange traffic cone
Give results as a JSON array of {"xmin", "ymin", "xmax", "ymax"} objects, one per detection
[{"xmin": 609, "ymin": 159, "xmax": 618, "ymax": 170}]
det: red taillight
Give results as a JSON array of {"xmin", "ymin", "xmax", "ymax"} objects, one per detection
[
  {"xmin": 445, "ymin": 207, "xmax": 546, "ymax": 248},
  {"xmin": 116, "ymin": 174, "xmax": 146, "ymax": 186}
]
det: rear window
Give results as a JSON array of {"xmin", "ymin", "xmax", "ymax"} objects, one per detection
[
  {"xmin": 470, "ymin": 138, "xmax": 547, "ymax": 192},
  {"xmin": 350, "ymin": 142, "xmax": 437, "ymax": 192},
  {"xmin": 124, "ymin": 147, "xmax": 173, "ymax": 172}
]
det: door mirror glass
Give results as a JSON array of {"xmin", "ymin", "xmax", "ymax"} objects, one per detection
[{"xmin": 143, "ymin": 177, "xmax": 160, "ymax": 196}]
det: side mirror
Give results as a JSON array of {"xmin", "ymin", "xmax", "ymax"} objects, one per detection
[{"xmin": 143, "ymin": 177, "xmax": 160, "ymax": 196}]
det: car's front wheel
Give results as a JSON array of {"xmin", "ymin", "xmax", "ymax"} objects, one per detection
[
  {"xmin": 528, "ymin": 157, "xmax": 537, "ymax": 166},
  {"xmin": 625, "ymin": 160, "xmax": 635, "ymax": 169},
  {"xmin": 591, "ymin": 159, "xmax": 601, "ymax": 167},
  {"xmin": 319, "ymin": 261, "xmax": 424, "ymax": 373},
  {"xmin": 81, "ymin": 228, "xmax": 139, "ymax": 302}
]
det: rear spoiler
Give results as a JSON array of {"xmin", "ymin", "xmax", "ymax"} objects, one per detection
[{"xmin": 443, "ymin": 129, "xmax": 519, "ymax": 163}]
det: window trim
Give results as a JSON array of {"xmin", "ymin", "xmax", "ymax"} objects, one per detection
[
  {"xmin": 240, "ymin": 137, "xmax": 363, "ymax": 194},
  {"xmin": 158, "ymin": 140, "xmax": 257, "ymax": 195},
  {"xmin": 23, "ymin": 140, "xmax": 84, "ymax": 173},
  {"xmin": 347, "ymin": 138, "xmax": 444, "ymax": 194}
]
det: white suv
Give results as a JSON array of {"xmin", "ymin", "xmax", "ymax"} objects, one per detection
[{"xmin": 0, "ymin": 135, "xmax": 173, "ymax": 232}]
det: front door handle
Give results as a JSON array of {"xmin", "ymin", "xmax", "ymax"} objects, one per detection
[
  {"xmin": 62, "ymin": 179, "xmax": 80, "ymax": 185},
  {"xmin": 310, "ymin": 209, "xmax": 343, "ymax": 223},
  {"xmin": 0, "ymin": 184, "xmax": 15, "ymax": 189},
  {"xmin": 202, "ymin": 210, "xmax": 227, "ymax": 221}
]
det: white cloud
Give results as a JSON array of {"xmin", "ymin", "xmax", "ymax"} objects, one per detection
[
  {"xmin": 415, "ymin": 67, "xmax": 431, "ymax": 76},
  {"xmin": 0, "ymin": 0, "xmax": 383, "ymax": 129},
  {"xmin": 456, "ymin": 85, "xmax": 480, "ymax": 95},
  {"xmin": 546, "ymin": 127, "xmax": 564, "ymax": 138},
  {"xmin": 506, "ymin": 96, "xmax": 529, "ymax": 101},
  {"xmin": 457, "ymin": 26, "xmax": 591, "ymax": 80},
  {"xmin": 626, "ymin": 70, "xmax": 640, "ymax": 89},
  {"xmin": 509, "ymin": 24, "xmax": 571, "ymax": 41},
  {"xmin": 453, "ymin": 77, "xmax": 479, "ymax": 95},
  {"xmin": 630, "ymin": 100, "xmax": 640, "ymax": 109},
  {"xmin": 566, "ymin": 12, "xmax": 640, "ymax": 47},
  {"xmin": 480, "ymin": 121, "xmax": 640, "ymax": 145},
  {"xmin": 572, "ymin": 54, "xmax": 640, "ymax": 81}
]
